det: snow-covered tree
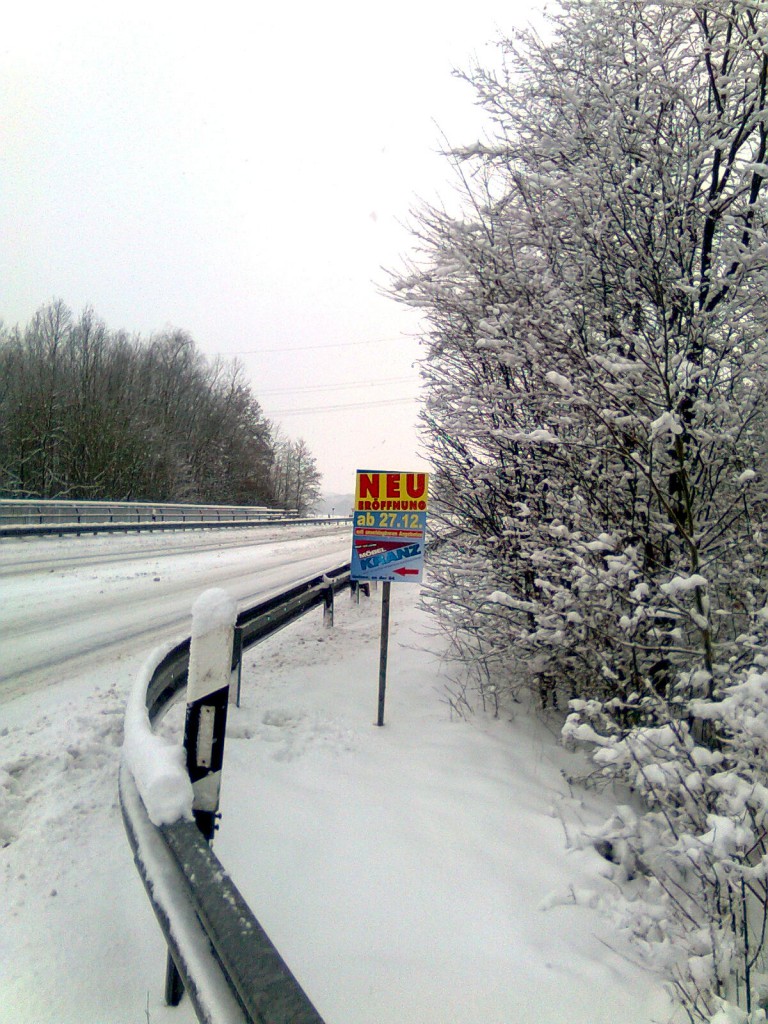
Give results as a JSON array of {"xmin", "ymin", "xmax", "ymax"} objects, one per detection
[
  {"xmin": 270, "ymin": 435, "xmax": 322, "ymax": 515},
  {"xmin": 392, "ymin": 1, "xmax": 768, "ymax": 1017},
  {"xmin": 0, "ymin": 302, "xmax": 305, "ymax": 508}
]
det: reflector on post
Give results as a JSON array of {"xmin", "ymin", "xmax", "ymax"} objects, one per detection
[{"xmin": 184, "ymin": 588, "xmax": 237, "ymax": 840}]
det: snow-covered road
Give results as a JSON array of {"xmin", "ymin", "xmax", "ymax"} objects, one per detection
[{"xmin": 0, "ymin": 524, "xmax": 350, "ymax": 701}]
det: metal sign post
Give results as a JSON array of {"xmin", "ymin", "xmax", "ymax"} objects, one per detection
[
  {"xmin": 377, "ymin": 582, "xmax": 391, "ymax": 726},
  {"xmin": 350, "ymin": 470, "xmax": 429, "ymax": 726}
]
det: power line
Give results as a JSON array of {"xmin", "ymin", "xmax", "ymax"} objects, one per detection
[
  {"xmin": 258, "ymin": 376, "xmax": 415, "ymax": 395},
  {"xmin": 233, "ymin": 336, "xmax": 415, "ymax": 355},
  {"xmin": 264, "ymin": 396, "xmax": 420, "ymax": 416}
]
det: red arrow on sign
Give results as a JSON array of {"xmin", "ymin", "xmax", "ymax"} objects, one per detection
[{"xmin": 394, "ymin": 567, "xmax": 420, "ymax": 576}]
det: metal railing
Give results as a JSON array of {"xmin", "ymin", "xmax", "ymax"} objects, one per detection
[
  {"xmin": 0, "ymin": 499, "xmax": 350, "ymax": 537},
  {"xmin": 119, "ymin": 563, "xmax": 361, "ymax": 1024}
]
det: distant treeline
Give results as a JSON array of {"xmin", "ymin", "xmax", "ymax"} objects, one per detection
[{"xmin": 0, "ymin": 301, "xmax": 321, "ymax": 513}]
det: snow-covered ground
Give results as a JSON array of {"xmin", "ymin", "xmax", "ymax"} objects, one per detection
[{"xmin": 1, "ymin": 528, "xmax": 676, "ymax": 1023}]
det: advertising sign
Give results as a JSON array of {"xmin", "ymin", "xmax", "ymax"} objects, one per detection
[{"xmin": 351, "ymin": 470, "xmax": 429, "ymax": 583}]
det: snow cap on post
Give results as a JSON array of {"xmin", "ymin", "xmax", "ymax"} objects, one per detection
[{"xmin": 188, "ymin": 588, "xmax": 238, "ymax": 703}]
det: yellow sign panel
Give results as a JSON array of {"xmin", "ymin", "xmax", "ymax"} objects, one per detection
[{"xmin": 354, "ymin": 470, "xmax": 429, "ymax": 512}]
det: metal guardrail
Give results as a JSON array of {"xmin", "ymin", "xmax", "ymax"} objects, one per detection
[
  {"xmin": 119, "ymin": 563, "xmax": 359, "ymax": 1024},
  {"xmin": 0, "ymin": 499, "xmax": 351, "ymax": 537},
  {"xmin": 0, "ymin": 498, "xmax": 295, "ymax": 525}
]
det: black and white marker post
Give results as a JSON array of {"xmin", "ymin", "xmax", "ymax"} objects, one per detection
[
  {"xmin": 185, "ymin": 587, "xmax": 237, "ymax": 839},
  {"xmin": 165, "ymin": 587, "xmax": 237, "ymax": 1006}
]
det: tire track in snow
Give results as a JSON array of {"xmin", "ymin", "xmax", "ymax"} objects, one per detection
[
  {"xmin": 1, "ymin": 532, "xmax": 350, "ymax": 702},
  {"xmin": 0, "ymin": 523, "xmax": 348, "ymax": 577}
]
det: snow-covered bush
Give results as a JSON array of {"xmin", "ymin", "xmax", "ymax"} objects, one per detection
[
  {"xmin": 565, "ymin": 657, "xmax": 768, "ymax": 1019},
  {"xmin": 393, "ymin": 0, "xmax": 768, "ymax": 1016}
]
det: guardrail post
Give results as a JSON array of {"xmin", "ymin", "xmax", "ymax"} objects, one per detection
[
  {"xmin": 323, "ymin": 582, "xmax": 334, "ymax": 628},
  {"xmin": 230, "ymin": 625, "xmax": 244, "ymax": 707},
  {"xmin": 164, "ymin": 953, "xmax": 185, "ymax": 1007}
]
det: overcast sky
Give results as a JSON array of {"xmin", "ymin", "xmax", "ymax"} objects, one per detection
[{"xmin": 2, "ymin": 1, "xmax": 540, "ymax": 494}]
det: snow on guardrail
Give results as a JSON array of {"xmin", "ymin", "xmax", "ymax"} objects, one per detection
[
  {"xmin": 0, "ymin": 504, "xmax": 351, "ymax": 538},
  {"xmin": 0, "ymin": 498, "xmax": 296, "ymax": 526},
  {"xmin": 119, "ymin": 564, "xmax": 359, "ymax": 1024},
  {"xmin": 123, "ymin": 644, "xmax": 194, "ymax": 827}
]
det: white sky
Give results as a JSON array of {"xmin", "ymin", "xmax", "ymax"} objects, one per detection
[{"xmin": 1, "ymin": 1, "xmax": 540, "ymax": 493}]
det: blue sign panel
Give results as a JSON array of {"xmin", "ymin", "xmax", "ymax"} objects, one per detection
[{"xmin": 351, "ymin": 509, "xmax": 427, "ymax": 583}]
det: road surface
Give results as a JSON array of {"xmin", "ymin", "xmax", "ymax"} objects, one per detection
[{"xmin": 1, "ymin": 523, "xmax": 351, "ymax": 702}]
